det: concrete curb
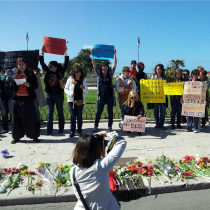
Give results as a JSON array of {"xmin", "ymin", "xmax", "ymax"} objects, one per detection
[{"xmin": 1, "ymin": 182, "xmax": 210, "ymax": 206}]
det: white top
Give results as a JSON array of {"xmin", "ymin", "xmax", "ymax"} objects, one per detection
[
  {"xmin": 64, "ymin": 77, "xmax": 89, "ymax": 104},
  {"xmin": 70, "ymin": 133, "xmax": 127, "ymax": 210}
]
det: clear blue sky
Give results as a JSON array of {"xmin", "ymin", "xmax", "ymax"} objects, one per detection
[{"xmin": 0, "ymin": 1, "xmax": 210, "ymax": 74}]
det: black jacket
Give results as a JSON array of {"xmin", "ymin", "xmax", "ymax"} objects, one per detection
[
  {"xmin": 123, "ymin": 100, "xmax": 144, "ymax": 116},
  {"xmin": 11, "ymin": 69, "xmax": 38, "ymax": 100}
]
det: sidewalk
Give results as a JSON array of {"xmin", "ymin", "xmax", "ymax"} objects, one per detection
[{"xmin": 0, "ymin": 120, "xmax": 210, "ymax": 206}]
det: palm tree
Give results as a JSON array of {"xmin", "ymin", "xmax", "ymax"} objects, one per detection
[{"xmin": 169, "ymin": 59, "xmax": 185, "ymax": 69}]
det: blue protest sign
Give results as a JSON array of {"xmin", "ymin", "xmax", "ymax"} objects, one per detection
[{"xmin": 92, "ymin": 44, "xmax": 114, "ymax": 60}]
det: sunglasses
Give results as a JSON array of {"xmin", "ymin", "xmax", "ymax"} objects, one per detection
[
  {"xmin": 124, "ymin": 70, "xmax": 130, "ymax": 73},
  {"xmin": 130, "ymin": 97, "xmax": 136, "ymax": 100},
  {"xmin": 182, "ymin": 74, "xmax": 189, "ymax": 76},
  {"xmin": 75, "ymin": 71, "xmax": 82, "ymax": 74}
]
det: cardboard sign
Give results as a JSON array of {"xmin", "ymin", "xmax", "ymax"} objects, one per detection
[
  {"xmin": 0, "ymin": 50, "xmax": 39, "ymax": 70},
  {"xmin": 140, "ymin": 80, "xmax": 165, "ymax": 103},
  {"xmin": 123, "ymin": 115, "xmax": 146, "ymax": 132},
  {"xmin": 183, "ymin": 94, "xmax": 206, "ymax": 104},
  {"xmin": 181, "ymin": 104, "xmax": 205, "ymax": 117},
  {"xmin": 43, "ymin": 36, "xmax": 66, "ymax": 55},
  {"xmin": 92, "ymin": 44, "xmax": 114, "ymax": 60},
  {"xmin": 181, "ymin": 81, "xmax": 207, "ymax": 117},
  {"xmin": 163, "ymin": 82, "xmax": 183, "ymax": 95},
  {"xmin": 183, "ymin": 81, "xmax": 207, "ymax": 94}
]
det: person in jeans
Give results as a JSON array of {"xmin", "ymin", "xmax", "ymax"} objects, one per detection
[
  {"xmin": 0, "ymin": 69, "xmax": 15, "ymax": 134},
  {"xmin": 151, "ymin": 64, "xmax": 168, "ymax": 129},
  {"xmin": 64, "ymin": 66, "xmax": 88, "ymax": 138},
  {"xmin": 123, "ymin": 91, "xmax": 144, "ymax": 136},
  {"xmin": 39, "ymin": 45, "xmax": 69, "ymax": 135},
  {"xmin": 184, "ymin": 70, "xmax": 203, "ymax": 133},
  {"xmin": 90, "ymin": 49, "xmax": 117, "ymax": 132},
  {"xmin": 171, "ymin": 69, "xmax": 183, "ymax": 129},
  {"xmin": 115, "ymin": 66, "xmax": 136, "ymax": 122},
  {"xmin": 199, "ymin": 70, "xmax": 209, "ymax": 127}
]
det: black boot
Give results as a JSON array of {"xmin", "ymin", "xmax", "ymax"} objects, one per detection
[{"xmin": 137, "ymin": 132, "xmax": 141, "ymax": 136}]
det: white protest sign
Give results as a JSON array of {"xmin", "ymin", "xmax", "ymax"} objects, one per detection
[
  {"xmin": 14, "ymin": 79, "xmax": 26, "ymax": 85},
  {"xmin": 123, "ymin": 115, "xmax": 146, "ymax": 132}
]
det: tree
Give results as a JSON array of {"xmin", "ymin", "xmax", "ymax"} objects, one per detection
[
  {"xmin": 165, "ymin": 59, "xmax": 185, "ymax": 81},
  {"xmin": 64, "ymin": 49, "xmax": 110, "ymax": 80},
  {"xmin": 169, "ymin": 59, "xmax": 185, "ymax": 69}
]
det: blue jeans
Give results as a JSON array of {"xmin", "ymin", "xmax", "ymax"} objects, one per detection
[
  {"xmin": 171, "ymin": 98, "xmax": 182, "ymax": 125},
  {"xmin": 46, "ymin": 94, "xmax": 64, "ymax": 133},
  {"xmin": 95, "ymin": 96, "xmax": 113, "ymax": 128},
  {"xmin": 68, "ymin": 102, "xmax": 83, "ymax": 133},
  {"xmin": 186, "ymin": 117, "xmax": 199, "ymax": 131},
  {"xmin": 153, "ymin": 103, "xmax": 166, "ymax": 127},
  {"xmin": 120, "ymin": 105, "xmax": 124, "ymax": 121},
  {"xmin": 0, "ymin": 97, "xmax": 13, "ymax": 130}
]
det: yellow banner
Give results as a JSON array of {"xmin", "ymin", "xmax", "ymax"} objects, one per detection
[
  {"xmin": 163, "ymin": 82, "xmax": 184, "ymax": 95},
  {"xmin": 140, "ymin": 80, "xmax": 165, "ymax": 103}
]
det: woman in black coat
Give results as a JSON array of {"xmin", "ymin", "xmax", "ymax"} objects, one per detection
[
  {"xmin": 123, "ymin": 90, "xmax": 144, "ymax": 136},
  {"xmin": 11, "ymin": 57, "xmax": 40, "ymax": 144},
  {"xmin": 39, "ymin": 46, "xmax": 69, "ymax": 135}
]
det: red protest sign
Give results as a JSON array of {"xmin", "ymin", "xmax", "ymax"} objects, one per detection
[{"xmin": 43, "ymin": 36, "xmax": 66, "ymax": 55}]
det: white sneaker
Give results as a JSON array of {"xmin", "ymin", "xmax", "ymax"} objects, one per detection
[
  {"xmin": 193, "ymin": 129, "xmax": 200, "ymax": 133},
  {"xmin": 93, "ymin": 126, "xmax": 98, "ymax": 132},
  {"xmin": 108, "ymin": 127, "xmax": 112, "ymax": 131},
  {"xmin": 8, "ymin": 130, "xmax": 12, "ymax": 134}
]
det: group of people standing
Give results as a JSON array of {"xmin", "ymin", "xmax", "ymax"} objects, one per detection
[{"xmin": 0, "ymin": 48, "xmax": 209, "ymax": 143}]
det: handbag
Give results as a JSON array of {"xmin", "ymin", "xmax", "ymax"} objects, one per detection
[
  {"xmin": 74, "ymin": 100, "xmax": 83, "ymax": 106},
  {"xmin": 72, "ymin": 167, "xmax": 90, "ymax": 210}
]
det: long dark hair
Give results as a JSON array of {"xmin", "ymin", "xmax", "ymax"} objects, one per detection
[
  {"xmin": 72, "ymin": 134, "xmax": 107, "ymax": 168},
  {"xmin": 71, "ymin": 65, "xmax": 84, "ymax": 80},
  {"xmin": 99, "ymin": 61, "xmax": 110, "ymax": 72},
  {"xmin": 154, "ymin": 63, "xmax": 165, "ymax": 77},
  {"xmin": 48, "ymin": 61, "xmax": 62, "ymax": 72}
]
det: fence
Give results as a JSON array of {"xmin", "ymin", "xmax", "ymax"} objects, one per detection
[{"xmin": 39, "ymin": 105, "xmax": 173, "ymax": 121}]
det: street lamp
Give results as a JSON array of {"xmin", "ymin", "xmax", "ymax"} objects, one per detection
[
  {"xmin": 137, "ymin": 37, "xmax": 140, "ymax": 63},
  {"xmin": 26, "ymin": 32, "xmax": 29, "ymax": 51}
]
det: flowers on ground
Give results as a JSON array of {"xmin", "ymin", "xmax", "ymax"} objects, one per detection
[{"xmin": 1, "ymin": 149, "xmax": 9, "ymax": 158}]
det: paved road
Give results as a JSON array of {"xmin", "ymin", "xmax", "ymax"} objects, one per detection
[{"xmin": 2, "ymin": 189, "xmax": 210, "ymax": 210}]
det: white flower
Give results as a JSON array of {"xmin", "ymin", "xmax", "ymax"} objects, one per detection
[
  {"xmin": 121, "ymin": 167, "xmax": 126, "ymax": 173},
  {"xmin": 17, "ymin": 163, "xmax": 23, "ymax": 168},
  {"xmin": 194, "ymin": 154, "xmax": 200, "ymax": 161},
  {"xmin": 134, "ymin": 158, "xmax": 141, "ymax": 164}
]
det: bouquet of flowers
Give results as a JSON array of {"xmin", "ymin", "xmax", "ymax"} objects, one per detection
[
  {"xmin": 179, "ymin": 155, "xmax": 210, "ymax": 182},
  {"xmin": 49, "ymin": 164, "xmax": 73, "ymax": 187},
  {"xmin": 37, "ymin": 163, "xmax": 74, "ymax": 194},
  {"xmin": 153, "ymin": 154, "xmax": 178, "ymax": 183}
]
